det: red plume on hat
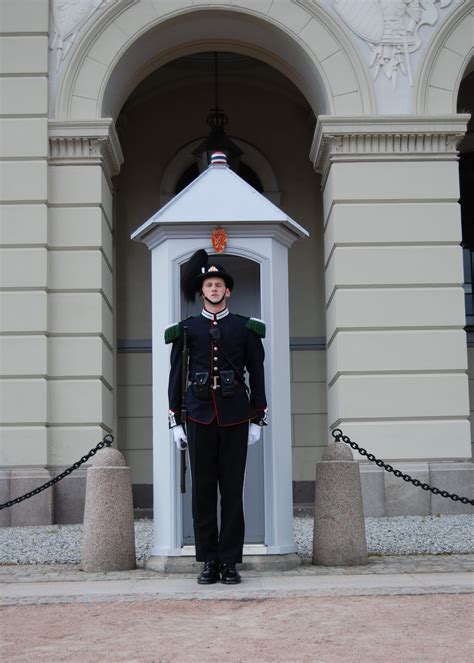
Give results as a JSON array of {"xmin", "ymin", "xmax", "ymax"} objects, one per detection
[{"xmin": 181, "ymin": 249, "xmax": 234, "ymax": 302}]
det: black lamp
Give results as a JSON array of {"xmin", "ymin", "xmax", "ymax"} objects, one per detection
[{"xmin": 193, "ymin": 52, "xmax": 243, "ymax": 172}]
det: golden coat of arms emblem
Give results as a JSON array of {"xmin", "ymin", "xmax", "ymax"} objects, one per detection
[{"xmin": 211, "ymin": 226, "xmax": 228, "ymax": 254}]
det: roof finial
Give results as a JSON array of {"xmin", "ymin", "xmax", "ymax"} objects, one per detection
[{"xmin": 210, "ymin": 151, "xmax": 227, "ymax": 166}]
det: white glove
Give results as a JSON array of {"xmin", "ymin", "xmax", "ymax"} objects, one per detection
[
  {"xmin": 172, "ymin": 425, "xmax": 187, "ymax": 449},
  {"xmin": 248, "ymin": 423, "xmax": 261, "ymax": 446}
]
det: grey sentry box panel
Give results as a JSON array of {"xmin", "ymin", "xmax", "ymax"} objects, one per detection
[
  {"xmin": 181, "ymin": 256, "xmax": 264, "ymax": 544},
  {"xmin": 131, "ymin": 156, "xmax": 308, "ymax": 563}
]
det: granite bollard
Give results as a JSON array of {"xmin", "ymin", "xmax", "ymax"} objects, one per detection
[
  {"xmin": 312, "ymin": 440, "xmax": 368, "ymax": 566},
  {"xmin": 81, "ymin": 447, "xmax": 136, "ymax": 572}
]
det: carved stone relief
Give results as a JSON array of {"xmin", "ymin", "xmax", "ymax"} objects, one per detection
[
  {"xmin": 49, "ymin": 0, "xmax": 115, "ymax": 70},
  {"xmin": 332, "ymin": 0, "xmax": 454, "ymax": 89},
  {"xmin": 48, "ymin": 119, "xmax": 124, "ymax": 181}
]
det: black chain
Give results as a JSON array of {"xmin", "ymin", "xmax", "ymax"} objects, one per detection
[
  {"xmin": 332, "ymin": 429, "xmax": 474, "ymax": 506},
  {"xmin": 0, "ymin": 435, "xmax": 114, "ymax": 511}
]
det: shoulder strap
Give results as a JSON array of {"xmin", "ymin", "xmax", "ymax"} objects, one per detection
[
  {"xmin": 246, "ymin": 317, "xmax": 266, "ymax": 338},
  {"xmin": 164, "ymin": 322, "xmax": 181, "ymax": 344}
]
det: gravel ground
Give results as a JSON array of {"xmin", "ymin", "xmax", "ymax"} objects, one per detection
[
  {"xmin": 0, "ymin": 515, "xmax": 472, "ymax": 565},
  {"xmin": 294, "ymin": 514, "xmax": 474, "ymax": 557}
]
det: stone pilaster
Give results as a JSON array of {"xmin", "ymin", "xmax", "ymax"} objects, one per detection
[
  {"xmin": 47, "ymin": 120, "xmax": 123, "ymax": 508},
  {"xmin": 311, "ymin": 115, "xmax": 472, "ymax": 466},
  {"xmin": 0, "ymin": 0, "xmax": 50, "ymax": 524}
]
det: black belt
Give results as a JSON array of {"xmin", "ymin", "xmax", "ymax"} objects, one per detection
[{"xmin": 189, "ymin": 375, "xmax": 221, "ymax": 390}]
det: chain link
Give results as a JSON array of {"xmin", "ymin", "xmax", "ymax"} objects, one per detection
[
  {"xmin": 332, "ymin": 429, "xmax": 474, "ymax": 506},
  {"xmin": 0, "ymin": 435, "xmax": 114, "ymax": 511}
]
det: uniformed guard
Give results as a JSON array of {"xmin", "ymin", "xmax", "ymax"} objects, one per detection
[{"xmin": 165, "ymin": 249, "xmax": 268, "ymax": 585}]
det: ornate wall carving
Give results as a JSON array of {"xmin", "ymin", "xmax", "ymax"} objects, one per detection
[
  {"xmin": 49, "ymin": 0, "xmax": 116, "ymax": 69},
  {"xmin": 331, "ymin": 0, "xmax": 454, "ymax": 89}
]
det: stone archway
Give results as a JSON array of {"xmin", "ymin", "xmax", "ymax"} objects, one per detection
[
  {"xmin": 48, "ymin": 4, "xmax": 374, "ymax": 498},
  {"xmin": 52, "ymin": 1, "xmax": 375, "ymax": 120},
  {"xmin": 416, "ymin": 2, "xmax": 474, "ymax": 114},
  {"xmin": 112, "ymin": 48, "xmax": 325, "ymax": 515}
]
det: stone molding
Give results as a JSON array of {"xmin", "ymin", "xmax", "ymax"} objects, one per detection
[
  {"xmin": 311, "ymin": 114, "xmax": 470, "ymax": 183},
  {"xmin": 48, "ymin": 119, "xmax": 124, "ymax": 181}
]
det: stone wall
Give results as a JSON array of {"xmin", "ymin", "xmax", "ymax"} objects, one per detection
[{"xmin": 0, "ymin": 0, "xmax": 51, "ymax": 526}]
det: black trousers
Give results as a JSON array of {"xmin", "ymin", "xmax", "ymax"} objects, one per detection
[{"xmin": 186, "ymin": 418, "xmax": 249, "ymax": 564}]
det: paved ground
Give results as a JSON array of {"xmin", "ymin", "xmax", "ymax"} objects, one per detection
[
  {"xmin": 1, "ymin": 554, "xmax": 473, "ymax": 661},
  {"xmin": 2, "ymin": 594, "xmax": 473, "ymax": 662},
  {"xmin": 0, "ymin": 562, "xmax": 473, "ymax": 604}
]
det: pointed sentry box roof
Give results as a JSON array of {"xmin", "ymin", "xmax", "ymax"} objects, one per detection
[{"xmin": 131, "ymin": 161, "xmax": 309, "ymax": 242}]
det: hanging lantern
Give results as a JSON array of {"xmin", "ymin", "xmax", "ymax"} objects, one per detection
[{"xmin": 193, "ymin": 52, "xmax": 243, "ymax": 173}]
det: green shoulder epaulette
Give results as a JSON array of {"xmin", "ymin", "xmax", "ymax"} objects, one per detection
[
  {"xmin": 164, "ymin": 322, "xmax": 181, "ymax": 344},
  {"xmin": 245, "ymin": 317, "xmax": 266, "ymax": 338}
]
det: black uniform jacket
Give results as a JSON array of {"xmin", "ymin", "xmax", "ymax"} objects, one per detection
[{"xmin": 166, "ymin": 308, "xmax": 267, "ymax": 427}]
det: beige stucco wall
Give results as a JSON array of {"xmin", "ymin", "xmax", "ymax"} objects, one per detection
[
  {"xmin": 0, "ymin": 0, "xmax": 472, "ymax": 521},
  {"xmin": 0, "ymin": 0, "xmax": 49, "ymax": 467},
  {"xmin": 117, "ymin": 353, "xmax": 152, "ymax": 485},
  {"xmin": 320, "ymin": 125, "xmax": 471, "ymax": 462},
  {"xmin": 291, "ymin": 350, "xmax": 327, "ymax": 482}
]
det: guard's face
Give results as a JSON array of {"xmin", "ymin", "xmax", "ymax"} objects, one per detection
[{"xmin": 201, "ymin": 277, "xmax": 230, "ymax": 304}]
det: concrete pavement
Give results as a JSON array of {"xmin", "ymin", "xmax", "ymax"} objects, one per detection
[{"xmin": 1, "ymin": 554, "xmax": 472, "ymax": 605}]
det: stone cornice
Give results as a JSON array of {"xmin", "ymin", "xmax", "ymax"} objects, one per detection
[
  {"xmin": 48, "ymin": 119, "xmax": 124, "ymax": 181},
  {"xmin": 311, "ymin": 115, "xmax": 470, "ymax": 185}
]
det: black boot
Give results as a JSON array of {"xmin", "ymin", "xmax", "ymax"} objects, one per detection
[
  {"xmin": 220, "ymin": 563, "xmax": 241, "ymax": 585},
  {"xmin": 197, "ymin": 560, "xmax": 220, "ymax": 585}
]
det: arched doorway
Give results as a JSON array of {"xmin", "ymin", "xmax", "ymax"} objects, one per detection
[
  {"xmin": 114, "ymin": 51, "xmax": 324, "ymax": 516},
  {"xmin": 54, "ymin": 4, "xmax": 373, "ymax": 120},
  {"xmin": 47, "ymin": 1, "xmax": 374, "ymax": 527}
]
